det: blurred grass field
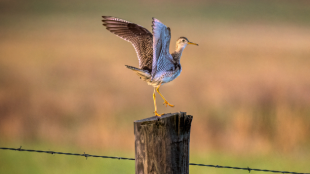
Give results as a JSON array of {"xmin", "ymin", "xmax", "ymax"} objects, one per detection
[
  {"xmin": 0, "ymin": 143, "xmax": 309, "ymax": 174},
  {"xmin": 1, "ymin": 0, "xmax": 310, "ymax": 173}
]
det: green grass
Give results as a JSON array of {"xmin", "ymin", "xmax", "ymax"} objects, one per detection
[
  {"xmin": 0, "ymin": 144, "xmax": 135, "ymax": 174},
  {"xmin": 1, "ymin": 0, "xmax": 310, "ymax": 25},
  {"xmin": 1, "ymin": 144, "xmax": 309, "ymax": 174},
  {"xmin": 190, "ymin": 151, "xmax": 310, "ymax": 174}
]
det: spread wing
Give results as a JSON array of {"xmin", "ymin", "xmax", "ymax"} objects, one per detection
[
  {"xmin": 151, "ymin": 18, "xmax": 174, "ymax": 78},
  {"xmin": 102, "ymin": 16, "xmax": 153, "ymax": 72}
]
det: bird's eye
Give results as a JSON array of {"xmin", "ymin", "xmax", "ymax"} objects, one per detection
[{"xmin": 182, "ymin": 39, "xmax": 185, "ymax": 42}]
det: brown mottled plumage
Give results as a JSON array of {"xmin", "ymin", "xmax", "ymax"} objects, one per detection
[{"xmin": 101, "ymin": 16, "xmax": 198, "ymax": 116}]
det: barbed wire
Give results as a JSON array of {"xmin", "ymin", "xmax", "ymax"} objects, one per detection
[
  {"xmin": 0, "ymin": 147, "xmax": 134, "ymax": 161},
  {"xmin": 1, "ymin": 146, "xmax": 309, "ymax": 174},
  {"xmin": 188, "ymin": 163, "xmax": 309, "ymax": 174}
]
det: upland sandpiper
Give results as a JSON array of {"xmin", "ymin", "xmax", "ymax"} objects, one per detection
[{"xmin": 102, "ymin": 16, "xmax": 198, "ymax": 116}]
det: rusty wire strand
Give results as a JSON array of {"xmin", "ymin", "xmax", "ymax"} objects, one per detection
[{"xmin": 1, "ymin": 147, "xmax": 309, "ymax": 174}]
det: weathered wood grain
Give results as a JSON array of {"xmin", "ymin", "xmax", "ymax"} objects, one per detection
[{"xmin": 134, "ymin": 112, "xmax": 193, "ymax": 174}]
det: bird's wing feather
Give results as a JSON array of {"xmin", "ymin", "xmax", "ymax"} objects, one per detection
[
  {"xmin": 151, "ymin": 18, "xmax": 174, "ymax": 78},
  {"xmin": 102, "ymin": 16, "xmax": 153, "ymax": 72}
]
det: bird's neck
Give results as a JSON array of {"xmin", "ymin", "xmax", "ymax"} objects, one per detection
[{"xmin": 172, "ymin": 46, "xmax": 185, "ymax": 63}]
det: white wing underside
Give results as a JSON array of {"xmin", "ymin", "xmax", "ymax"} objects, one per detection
[{"xmin": 151, "ymin": 18, "xmax": 174, "ymax": 79}]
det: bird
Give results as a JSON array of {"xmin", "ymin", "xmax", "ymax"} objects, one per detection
[{"xmin": 102, "ymin": 16, "xmax": 198, "ymax": 117}]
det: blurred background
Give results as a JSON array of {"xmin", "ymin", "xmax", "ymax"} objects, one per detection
[{"xmin": 1, "ymin": 0, "xmax": 310, "ymax": 173}]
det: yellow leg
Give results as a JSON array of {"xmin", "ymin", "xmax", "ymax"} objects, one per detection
[
  {"xmin": 156, "ymin": 84, "xmax": 174, "ymax": 107},
  {"xmin": 153, "ymin": 88, "xmax": 163, "ymax": 117}
]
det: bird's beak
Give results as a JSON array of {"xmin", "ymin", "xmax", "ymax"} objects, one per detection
[{"xmin": 188, "ymin": 42, "xmax": 198, "ymax": 46}]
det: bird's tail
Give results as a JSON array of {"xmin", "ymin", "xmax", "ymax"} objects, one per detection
[{"xmin": 125, "ymin": 65, "xmax": 151, "ymax": 81}]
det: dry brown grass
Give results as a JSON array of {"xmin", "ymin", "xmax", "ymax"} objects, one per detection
[{"xmin": 0, "ymin": 8, "xmax": 310, "ymax": 156}]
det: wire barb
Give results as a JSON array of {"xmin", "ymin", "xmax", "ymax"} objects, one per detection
[
  {"xmin": 248, "ymin": 167, "xmax": 252, "ymax": 173},
  {"xmin": 84, "ymin": 152, "xmax": 88, "ymax": 160},
  {"xmin": 0, "ymin": 147, "xmax": 309, "ymax": 174}
]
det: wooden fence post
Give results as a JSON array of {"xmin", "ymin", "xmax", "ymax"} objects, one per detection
[{"xmin": 134, "ymin": 112, "xmax": 193, "ymax": 174}]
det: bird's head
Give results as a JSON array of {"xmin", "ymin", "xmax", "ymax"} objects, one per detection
[{"xmin": 175, "ymin": 37, "xmax": 198, "ymax": 51}]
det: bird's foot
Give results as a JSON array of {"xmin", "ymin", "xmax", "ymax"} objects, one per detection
[
  {"xmin": 163, "ymin": 101, "xmax": 174, "ymax": 107},
  {"xmin": 154, "ymin": 111, "xmax": 163, "ymax": 117}
]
